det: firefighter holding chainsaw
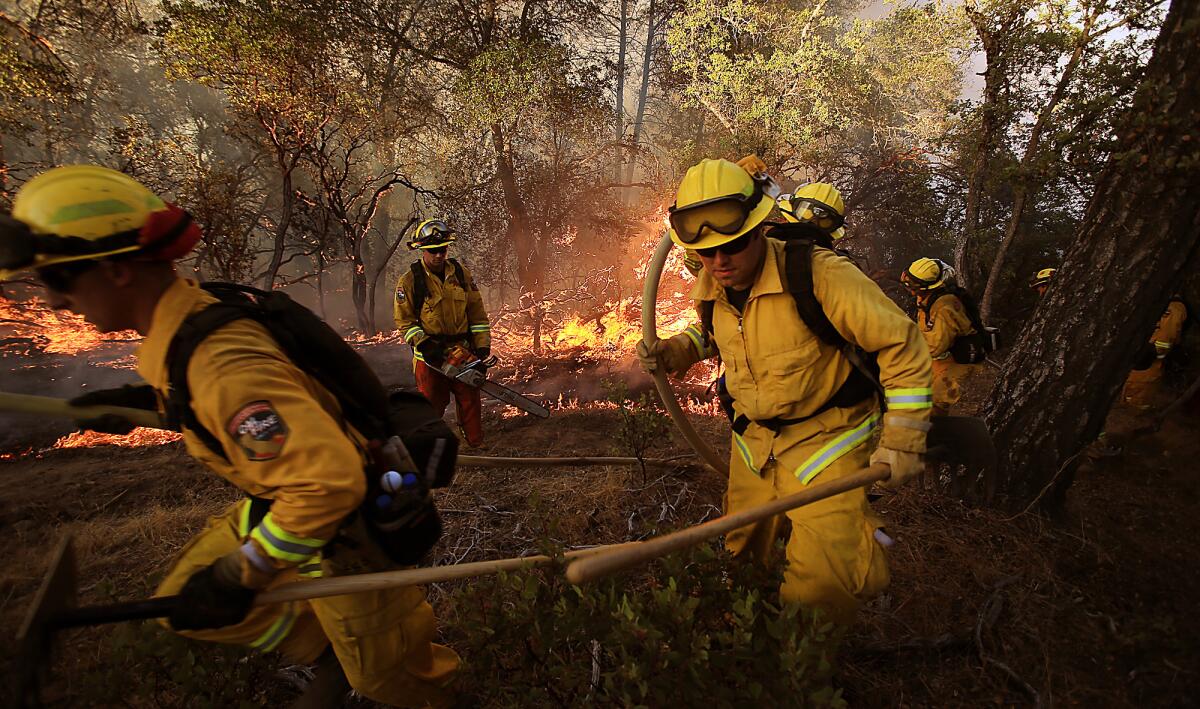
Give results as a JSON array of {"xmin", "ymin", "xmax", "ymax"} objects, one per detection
[
  {"xmin": 638, "ymin": 158, "xmax": 934, "ymax": 625},
  {"xmin": 394, "ymin": 220, "xmax": 491, "ymax": 447},
  {"xmin": 0, "ymin": 166, "xmax": 459, "ymax": 706}
]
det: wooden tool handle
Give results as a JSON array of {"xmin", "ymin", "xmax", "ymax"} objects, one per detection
[
  {"xmin": 256, "ymin": 543, "xmax": 636, "ymax": 604},
  {"xmin": 564, "ymin": 463, "xmax": 892, "ymax": 585},
  {"xmin": 0, "ymin": 391, "xmax": 163, "ymax": 429}
]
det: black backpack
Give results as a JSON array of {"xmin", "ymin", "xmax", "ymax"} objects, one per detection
[
  {"xmin": 922, "ymin": 288, "xmax": 999, "ymax": 364},
  {"xmin": 699, "ymin": 222, "xmax": 882, "ymax": 435},
  {"xmin": 164, "ymin": 282, "xmax": 458, "ymax": 566}
]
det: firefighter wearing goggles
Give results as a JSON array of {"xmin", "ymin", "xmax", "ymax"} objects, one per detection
[
  {"xmin": 901, "ymin": 257, "xmax": 981, "ymax": 416},
  {"xmin": 778, "ymin": 182, "xmax": 846, "ymax": 239},
  {"xmin": 641, "ymin": 158, "xmax": 934, "ymax": 625}
]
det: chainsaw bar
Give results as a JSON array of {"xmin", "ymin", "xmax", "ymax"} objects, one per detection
[{"xmin": 441, "ymin": 364, "xmax": 550, "ymax": 418}]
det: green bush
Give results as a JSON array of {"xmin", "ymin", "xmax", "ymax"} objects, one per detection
[{"xmin": 449, "ymin": 542, "xmax": 846, "ymax": 708}]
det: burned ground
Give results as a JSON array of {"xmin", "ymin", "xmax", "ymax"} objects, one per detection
[{"xmin": 2, "ymin": 352, "xmax": 1197, "ymax": 706}]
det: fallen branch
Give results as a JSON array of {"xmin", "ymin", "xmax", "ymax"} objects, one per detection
[{"xmin": 974, "ymin": 576, "xmax": 1041, "ymax": 707}]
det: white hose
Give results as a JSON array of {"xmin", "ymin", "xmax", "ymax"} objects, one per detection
[{"xmin": 639, "ymin": 234, "xmax": 727, "ymax": 474}]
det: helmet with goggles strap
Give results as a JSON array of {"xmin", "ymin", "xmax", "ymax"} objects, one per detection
[
  {"xmin": 668, "ymin": 158, "xmax": 776, "ymax": 250},
  {"xmin": 0, "ymin": 165, "xmax": 201, "ymax": 280},
  {"xmin": 408, "ymin": 219, "xmax": 456, "ymax": 250},
  {"xmin": 778, "ymin": 183, "xmax": 846, "ymax": 239},
  {"xmin": 902, "ymin": 257, "xmax": 955, "ymax": 292},
  {"xmin": 1030, "ymin": 267, "xmax": 1056, "ymax": 289}
]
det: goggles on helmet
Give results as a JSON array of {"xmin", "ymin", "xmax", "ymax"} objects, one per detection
[
  {"xmin": 668, "ymin": 177, "xmax": 764, "ymax": 245},
  {"xmin": 779, "ymin": 196, "xmax": 845, "ymax": 233}
]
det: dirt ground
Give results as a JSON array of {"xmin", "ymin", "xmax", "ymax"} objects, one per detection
[{"xmin": 1, "ymin": 354, "xmax": 1198, "ymax": 707}]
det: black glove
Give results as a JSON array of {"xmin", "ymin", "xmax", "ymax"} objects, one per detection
[
  {"xmin": 168, "ymin": 562, "xmax": 257, "ymax": 632},
  {"xmin": 475, "ymin": 346, "xmax": 491, "ymax": 360},
  {"xmin": 417, "ymin": 340, "xmax": 445, "ymax": 368},
  {"xmin": 69, "ymin": 384, "xmax": 158, "ymax": 434}
]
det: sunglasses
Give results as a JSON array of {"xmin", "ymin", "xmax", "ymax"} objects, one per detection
[
  {"xmin": 37, "ymin": 260, "xmax": 100, "ymax": 293},
  {"xmin": 668, "ymin": 178, "xmax": 765, "ymax": 245},
  {"xmin": 694, "ymin": 230, "xmax": 755, "ymax": 258},
  {"xmin": 425, "ymin": 246, "xmax": 448, "ymax": 255}
]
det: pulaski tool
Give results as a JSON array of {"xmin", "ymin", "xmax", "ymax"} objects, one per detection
[
  {"xmin": 565, "ymin": 415, "xmax": 997, "ymax": 585},
  {"xmin": 438, "ymin": 345, "xmax": 549, "ymax": 418},
  {"xmin": 14, "ymin": 535, "xmax": 635, "ymax": 707}
]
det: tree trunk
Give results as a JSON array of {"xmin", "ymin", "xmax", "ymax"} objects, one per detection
[
  {"xmin": 490, "ymin": 122, "xmax": 545, "ymax": 351},
  {"xmin": 623, "ymin": 0, "xmax": 656, "ymax": 204},
  {"xmin": 613, "ymin": 0, "xmax": 628, "ymax": 182},
  {"xmin": 983, "ymin": 0, "xmax": 1200, "ymax": 513},
  {"xmin": 263, "ymin": 161, "xmax": 296, "ymax": 289},
  {"xmin": 957, "ymin": 2, "xmax": 1014, "ymax": 293},
  {"xmin": 979, "ymin": 10, "xmax": 1098, "ymax": 323}
]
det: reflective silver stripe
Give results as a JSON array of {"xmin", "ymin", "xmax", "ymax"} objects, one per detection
[
  {"xmin": 249, "ymin": 604, "xmax": 297, "ymax": 652},
  {"xmin": 732, "ymin": 432, "xmax": 756, "ymax": 475}
]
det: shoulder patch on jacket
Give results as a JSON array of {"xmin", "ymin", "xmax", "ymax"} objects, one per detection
[
  {"xmin": 226, "ymin": 401, "xmax": 289, "ymax": 461},
  {"xmin": 395, "ymin": 287, "xmax": 406, "ymax": 302}
]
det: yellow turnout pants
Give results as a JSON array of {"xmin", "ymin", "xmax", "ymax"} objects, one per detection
[
  {"xmin": 156, "ymin": 501, "xmax": 460, "ymax": 707},
  {"xmin": 724, "ymin": 423, "xmax": 890, "ymax": 625},
  {"xmin": 1123, "ymin": 361, "xmax": 1168, "ymax": 409}
]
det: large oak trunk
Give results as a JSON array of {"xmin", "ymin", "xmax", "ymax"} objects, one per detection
[{"xmin": 984, "ymin": 0, "xmax": 1200, "ymax": 512}]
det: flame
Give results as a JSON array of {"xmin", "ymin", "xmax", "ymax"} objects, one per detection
[
  {"xmin": 51, "ymin": 427, "xmax": 183, "ymax": 449},
  {"xmin": 0, "ymin": 296, "xmax": 139, "ymax": 356}
]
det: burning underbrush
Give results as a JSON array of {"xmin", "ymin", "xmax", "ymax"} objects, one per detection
[{"xmin": 0, "ymin": 295, "xmax": 140, "ymax": 359}]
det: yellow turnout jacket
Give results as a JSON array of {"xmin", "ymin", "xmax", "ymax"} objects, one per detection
[
  {"xmin": 393, "ymin": 259, "xmax": 490, "ymax": 359},
  {"xmin": 138, "ymin": 279, "xmax": 368, "ymax": 579},
  {"xmin": 918, "ymin": 292, "xmax": 975, "ymax": 360},
  {"xmin": 660, "ymin": 238, "xmax": 933, "ymax": 483}
]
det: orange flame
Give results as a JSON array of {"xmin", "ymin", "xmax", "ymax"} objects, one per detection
[
  {"xmin": 0, "ymin": 296, "xmax": 139, "ymax": 356},
  {"xmin": 51, "ymin": 427, "xmax": 183, "ymax": 449}
]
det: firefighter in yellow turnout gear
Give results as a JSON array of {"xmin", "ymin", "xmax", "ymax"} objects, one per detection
[
  {"xmin": 639, "ymin": 159, "xmax": 933, "ymax": 624},
  {"xmin": 902, "ymin": 258, "xmax": 981, "ymax": 416},
  {"xmin": 1124, "ymin": 297, "xmax": 1189, "ymax": 409},
  {"xmin": 1, "ymin": 166, "xmax": 459, "ymax": 706},
  {"xmin": 393, "ymin": 219, "xmax": 491, "ymax": 446}
]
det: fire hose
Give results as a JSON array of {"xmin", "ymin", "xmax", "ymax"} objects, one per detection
[
  {"xmin": 0, "ymin": 391, "xmax": 685, "ymax": 469},
  {"xmin": 641, "ymin": 232, "xmax": 728, "ymax": 475}
]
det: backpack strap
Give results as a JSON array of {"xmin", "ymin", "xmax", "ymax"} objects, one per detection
[
  {"xmin": 783, "ymin": 239, "xmax": 846, "ymax": 349},
  {"xmin": 165, "ymin": 300, "xmax": 260, "ymax": 461},
  {"xmin": 409, "ymin": 261, "xmax": 429, "ymax": 317},
  {"xmin": 448, "ymin": 258, "xmax": 466, "ymax": 289}
]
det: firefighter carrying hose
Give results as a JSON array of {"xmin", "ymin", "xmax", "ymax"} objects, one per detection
[
  {"xmin": 394, "ymin": 219, "xmax": 491, "ymax": 447},
  {"xmin": 0, "ymin": 166, "xmax": 459, "ymax": 706},
  {"xmin": 637, "ymin": 158, "xmax": 934, "ymax": 625}
]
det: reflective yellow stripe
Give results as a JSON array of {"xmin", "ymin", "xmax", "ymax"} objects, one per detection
[
  {"xmin": 297, "ymin": 560, "xmax": 324, "ymax": 578},
  {"xmin": 469, "ymin": 324, "xmax": 491, "ymax": 332},
  {"xmin": 249, "ymin": 603, "xmax": 298, "ymax": 652},
  {"xmin": 794, "ymin": 412, "xmax": 881, "ymax": 484},
  {"xmin": 404, "ymin": 326, "xmax": 425, "ymax": 343},
  {"xmin": 238, "ymin": 499, "xmax": 252, "ymax": 537},
  {"xmin": 249, "ymin": 514, "xmax": 325, "ymax": 564},
  {"xmin": 732, "ymin": 432, "xmax": 756, "ymax": 475},
  {"xmin": 885, "ymin": 387, "xmax": 933, "ymax": 410},
  {"xmin": 1154, "ymin": 341, "xmax": 1171, "ymax": 354},
  {"xmin": 682, "ymin": 325, "xmax": 709, "ymax": 357}
]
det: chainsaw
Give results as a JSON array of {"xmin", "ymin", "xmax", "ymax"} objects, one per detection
[{"xmin": 439, "ymin": 345, "xmax": 549, "ymax": 418}]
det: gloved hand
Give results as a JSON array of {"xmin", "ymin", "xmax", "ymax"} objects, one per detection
[
  {"xmin": 168, "ymin": 552, "xmax": 258, "ymax": 631},
  {"xmin": 636, "ymin": 339, "xmax": 668, "ymax": 374},
  {"xmin": 416, "ymin": 339, "xmax": 445, "ymax": 368},
  {"xmin": 69, "ymin": 384, "xmax": 158, "ymax": 434},
  {"xmin": 475, "ymin": 346, "xmax": 491, "ymax": 361},
  {"xmin": 870, "ymin": 447, "xmax": 925, "ymax": 489},
  {"xmin": 736, "ymin": 154, "xmax": 768, "ymax": 176}
]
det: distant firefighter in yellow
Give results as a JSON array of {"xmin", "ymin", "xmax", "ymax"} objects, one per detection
[
  {"xmin": 901, "ymin": 258, "xmax": 990, "ymax": 416},
  {"xmin": 1124, "ymin": 296, "xmax": 1189, "ymax": 409}
]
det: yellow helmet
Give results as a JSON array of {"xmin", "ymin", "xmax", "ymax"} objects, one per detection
[
  {"xmin": 407, "ymin": 218, "xmax": 456, "ymax": 250},
  {"xmin": 1030, "ymin": 267, "xmax": 1056, "ymax": 288},
  {"xmin": 779, "ymin": 183, "xmax": 846, "ymax": 239},
  {"xmin": 667, "ymin": 158, "xmax": 775, "ymax": 250},
  {"xmin": 902, "ymin": 257, "xmax": 954, "ymax": 291},
  {"xmin": 1, "ymin": 165, "xmax": 198, "ymax": 280}
]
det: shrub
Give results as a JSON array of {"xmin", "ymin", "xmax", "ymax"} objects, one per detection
[{"xmin": 449, "ymin": 541, "xmax": 846, "ymax": 708}]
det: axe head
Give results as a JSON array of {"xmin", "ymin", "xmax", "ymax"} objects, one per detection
[{"xmin": 15, "ymin": 535, "xmax": 78, "ymax": 708}]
